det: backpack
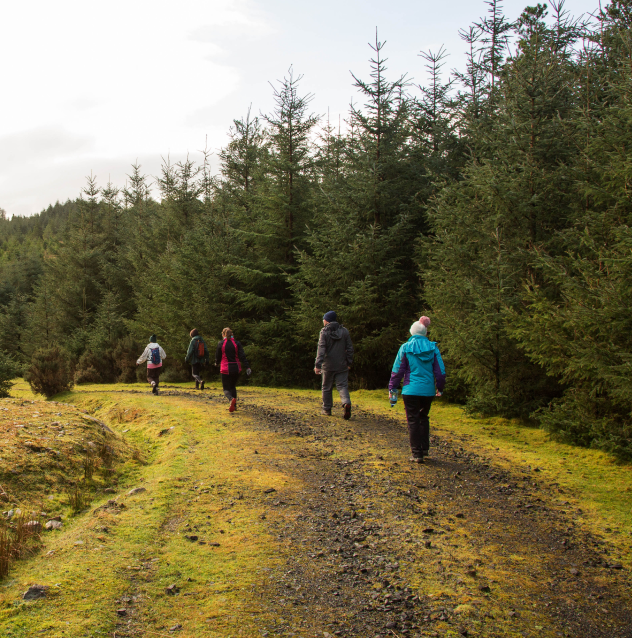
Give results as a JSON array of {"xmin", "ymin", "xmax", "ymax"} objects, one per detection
[
  {"xmin": 197, "ymin": 339, "xmax": 205, "ymax": 358},
  {"xmin": 149, "ymin": 347, "xmax": 161, "ymax": 365}
]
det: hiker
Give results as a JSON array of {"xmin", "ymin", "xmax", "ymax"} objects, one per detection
[
  {"xmin": 136, "ymin": 335, "xmax": 167, "ymax": 395},
  {"xmin": 389, "ymin": 316, "xmax": 446, "ymax": 463},
  {"xmin": 215, "ymin": 328, "xmax": 251, "ymax": 412},
  {"xmin": 185, "ymin": 329, "xmax": 209, "ymax": 390},
  {"xmin": 314, "ymin": 311, "xmax": 354, "ymax": 419}
]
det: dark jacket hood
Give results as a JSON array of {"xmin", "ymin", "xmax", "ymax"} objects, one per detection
[{"xmin": 324, "ymin": 321, "xmax": 344, "ymax": 340}]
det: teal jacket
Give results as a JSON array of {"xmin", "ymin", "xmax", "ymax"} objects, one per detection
[
  {"xmin": 185, "ymin": 335, "xmax": 209, "ymax": 365},
  {"xmin": 389, "ymin": 335, "xmax": 446, "ymax": 396}
]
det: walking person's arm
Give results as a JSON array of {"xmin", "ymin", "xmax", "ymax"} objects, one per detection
[
  {"xmin": 236, "ymin": 341, "xmax": 250, "ymax": 371},
  {"xmin": 314, "ymin": 330, "xmax": 327, "ymax": 374},
  {"xmin": 136, "ymin": 346, "xmax": 150, "ymax": 366},
  {"xmin": 388, "ymin": 349, "xmax": 409, "ymax": 391},
  {"xmin": 433, "ymin": 348, "xmax": 446, "ymax": 396},
  {"xmin": 185, "ymin": 340, "xmax": 194, "ymax": 364},
  {"xmin": 159, "ymin": 346, "xmax": 167, "ymax": 361}
]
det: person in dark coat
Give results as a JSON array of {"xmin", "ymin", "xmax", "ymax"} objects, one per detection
[
  {"xmin": 215, "ymin": 327, "xmax": 251, "ymax": 412},
  {"xmin": 185, "ymin": 328, "xmax": 209, "ymax": 390},
  {"xmin": 314, "ymin": 311, "xmax": 354, "ymax": 419}
]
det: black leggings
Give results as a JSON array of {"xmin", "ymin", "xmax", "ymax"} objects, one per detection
[
  {"xmin": 221, "ymin": 372, "xmax": 240, "ymax": 400},
  {"xmin": 402, "ymin": 395, "xmax": 433, "ymax": 457}
]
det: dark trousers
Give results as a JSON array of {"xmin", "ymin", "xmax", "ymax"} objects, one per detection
[
  {"xmin": 221, "ymin": 372, "xmax": 240, "ymax": 400},
  {"xmin": 402, "ymin": 395, "xmax": 433, "ymax": 457},
  {"xmin": 147, "ymin": 367, "xmax": 162, "ymax": 387},
  {"xmin": 321, "ymin": 369, "xmax": 351, "ymax": 410},
  {"xmin": 191, "ymin": 363, "xmax": 203, "ymax": 382}
]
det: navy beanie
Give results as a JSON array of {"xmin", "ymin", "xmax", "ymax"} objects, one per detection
[
  {"xmin": 323, "ymin": 311, "xmax": 337, "ymax": 322},
  {"xmin": 149, "ymin": 334, "xmax": 157, "ymax": 343}
]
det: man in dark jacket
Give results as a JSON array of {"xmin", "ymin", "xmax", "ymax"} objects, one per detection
[
  {"xmin": 185, "ymin": 328, "xmax": 209, "ymax": 390},
  {"xmin": 314, "ymin": 311, "xmax": 354, "ymax": 419}
]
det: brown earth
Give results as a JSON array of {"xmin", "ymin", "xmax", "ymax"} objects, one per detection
[{"xmin": 156, "ymin": 386, "xmax": 632, "ymax": 638}]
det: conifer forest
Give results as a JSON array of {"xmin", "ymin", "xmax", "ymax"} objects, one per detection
[{"xmin": 2, "ymin": 0, "xmax": 632, "ymax": 460}]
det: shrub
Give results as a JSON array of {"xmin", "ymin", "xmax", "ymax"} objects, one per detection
[
  {"xmin": 75, "ymin": 349, "xmax": 117, "ymax": 384},
  {"xmin": 113, "ymin": 336, "xmax": 143, "ymax": 383},
  {"xmin": 25, "ymin": 346, "xmax": 74, "ymax": 398},
  {"xmin": 0, "ymin": 351, "xmax": 20, "ymax": 398}
]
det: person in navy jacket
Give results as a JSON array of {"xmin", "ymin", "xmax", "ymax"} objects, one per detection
[{"xmin": 389, "ymin": 316, "xmax": 446, "ymax": 463}]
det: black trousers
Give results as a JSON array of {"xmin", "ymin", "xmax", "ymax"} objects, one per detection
[
  {"xmin": 147, "ymin": 367, "xmax": 162, "ymax": 387},
  {"xmin": 221, "ymin": 372, "xmax": 240, "ymax": 400},
  {"xmin": 402, "ymin": 395, "xmax": 433, "ymax": 457},
  {"xmin": 191, "ymin": 363, "xmax": 203, "ymax": 382}
]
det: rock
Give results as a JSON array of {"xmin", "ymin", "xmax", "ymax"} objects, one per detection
[
  {"xmin": 45, "ymin": 520, "xmax": 62, "ymax": 531},
  {"xmin": 23, "ymin": 585, "xmax": 48, "ymax": 601},
  {"xmin": 456, "ymin": 513, "xmax": 465, "ymax": 519},
  {"xmin": 425, "ymin": 540, "xmax": 432, "ymax": 548},
  {"xmin": 25, "ymin": 521, "xmax": 42, "ymax": 533},
  {"xmin": 569, "ymin": 568, "xmax": 580, "ymax": 576},
  {"xmin": 128, "ymin": 487, "xmax": 147, "ymax": 496},
  {"xmin": 422, "ymin": 528, "xmax": 434, "ymax": 534},
  {"xmin": 385, "ymin": 621, "xmax": 398, "ymax": 629},
  {"xmin": 103, "ymin": 488, "xmax": 116, "ymax": 494},
  {"xmin": 116, "ymin": 608, "xmax": 127, "ymax": 616},
  {"xmin": 264, "ymin": 488, "xmax": 276, "ymax": 494},
  {"xmin": 610, "ymin": 563, "xmax": 623, "ymax": 570},
  {"xmin": 169, "ymin": 625, "xmax": 182, "ymax": 632},
  {"xmin": 166, "ymin": 584, "xmax": 180, "ymax": 596},
  {"xmin": 184, "ymin": 535, "xmax": 198, "ymax": 542}
]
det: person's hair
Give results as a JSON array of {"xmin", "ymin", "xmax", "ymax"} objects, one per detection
[
  {"xmin": 222, "ymin": 328, "xmax": 233, "ymax": 339},
  {"xmin": 190, "ymin": 328, "xmax": 199, "ymax": 337}
]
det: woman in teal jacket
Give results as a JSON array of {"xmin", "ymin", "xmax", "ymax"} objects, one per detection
[{"xmin": 389, "ymin": 316, "xmax": 446, "ymax": 463}]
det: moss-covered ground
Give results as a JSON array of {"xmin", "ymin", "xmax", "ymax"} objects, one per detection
[{"xmin": 0, "ymin": 381, "xmax": 629, "ymax": 637}]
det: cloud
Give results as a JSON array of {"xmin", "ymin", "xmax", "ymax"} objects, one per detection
[{"xmin": 0, "ymin": 126, "xmax": 95, "ymax": 171}]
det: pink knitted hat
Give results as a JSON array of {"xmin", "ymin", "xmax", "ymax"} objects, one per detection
[{"xmin": 419, "ymin": 316, "xmax": 431, "ymax": 328}]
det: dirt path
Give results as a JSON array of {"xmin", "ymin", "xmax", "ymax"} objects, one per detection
[
  {"xmin": 224, "ymin": 388, "xmax": 632, "ymax": 638},
  {"xmin": 1, "ymin": 384, "xmax": 630, "ymax": 638}
]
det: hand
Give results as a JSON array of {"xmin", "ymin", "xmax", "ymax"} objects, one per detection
[
  {"xmin": 246, "ymin": 368, "xmax": 252, "ymax": 376},
  {"xmin": 314, "ymin": 368, "xmax": 322, "ymax": 375},
  {"xmin": 348, "ymin": 366, "xmax": 351, "ymax": 370},
  {"xmin": 436, "ymin": 390, "xmax": 443, "ymax": 397}
]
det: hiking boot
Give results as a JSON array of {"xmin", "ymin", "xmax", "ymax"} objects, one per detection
[
  {"xmin": 229, "ymin": 398, "xmax": 237, "ymax": 413},
  {"xmin": 409, "ymin": 456, "xmax": 423, "ymax": 464},
  {"xmin": 195, "ymin": 380, "xmax": 199, "ymax": 390},
  {"xmin": 200, "ymin": 380, "xmax": 205, "ymax": 390},
  {"xmin": 151, "ymin": 382, "xmax": 157, "ymax": 395},
  {"xmin": 343, "ymin": 403, "xmax": 351, "ymax": 420},
  {"xmin": 321, "ymin": 408, "xmax": 332, "ymax": 416}
]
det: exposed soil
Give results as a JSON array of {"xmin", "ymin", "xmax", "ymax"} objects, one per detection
[{"xmin": 177, "ymin": 386, "xmax": 632, "ymax": 638}]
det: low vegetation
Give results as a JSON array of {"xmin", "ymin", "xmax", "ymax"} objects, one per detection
[{"xmin": 0, "ymin": 381, "xmax": 629, "ymax": 637}]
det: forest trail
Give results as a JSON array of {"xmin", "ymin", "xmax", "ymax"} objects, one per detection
[{"xmin": 1, "ymin": 384, "xmax": 631, "ymax": 638}]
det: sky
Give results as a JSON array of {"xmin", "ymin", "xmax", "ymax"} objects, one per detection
[{"xmin": 0, "ymin": 0, "xmax": 606, "ymax": 218}]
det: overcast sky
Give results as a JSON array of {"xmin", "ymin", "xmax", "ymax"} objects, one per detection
[{"xmin": 1, "ymin": 0, "xmax": 605, "ymax": 218}]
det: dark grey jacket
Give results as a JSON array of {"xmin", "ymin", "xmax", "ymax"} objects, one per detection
[{"xmin": 314, "ymin": 322, "xmax": 354, "ymax": 372}]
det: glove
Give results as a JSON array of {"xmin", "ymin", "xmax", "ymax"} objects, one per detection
[
  {"xmin": 389, "ymin": 389, "xmax": 398, "ymax": 407},
  {"xmin": 246, "ymin": 368, "xmax": 252, "ymax": 376}
]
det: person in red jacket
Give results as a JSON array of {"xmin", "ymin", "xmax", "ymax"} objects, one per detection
[{"xmin": 215, "ymin": 327, "xmax": 251, "ymax": 412}]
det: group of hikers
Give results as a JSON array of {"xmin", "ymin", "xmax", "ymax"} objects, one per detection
[{"xmin": 136, "ymin": 311, "xmax": 446, "ymax": 463}]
